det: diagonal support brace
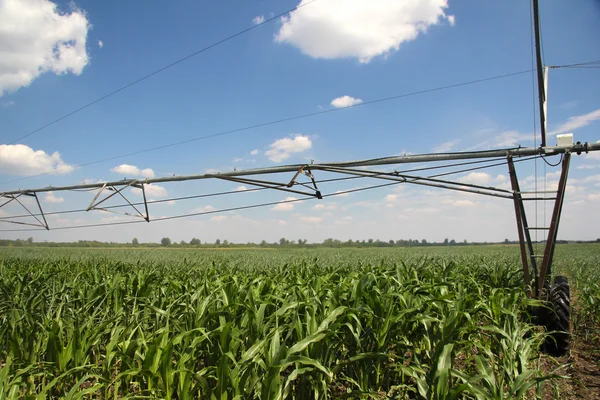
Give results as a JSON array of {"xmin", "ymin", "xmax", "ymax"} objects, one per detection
[
  {"xmin": 0, "ymin": 192, "xmax": 49, "ymax": 230},
  {"xmin": 211, "ymin": 169, "xmax": 322, "ymax": 199},
  {"xmin": 87, "ymin": 181, "xmax": 150, "ymax": 222}
]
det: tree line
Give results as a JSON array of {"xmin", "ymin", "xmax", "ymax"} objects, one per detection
[{"xmin": 2, "ymin": 237, "xmax": 598, "ymax": 248}]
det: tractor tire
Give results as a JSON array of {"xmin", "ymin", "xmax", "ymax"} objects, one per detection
[{"xmin": 543, "ymin": 276, "xmax": 570, "ymax": 356}]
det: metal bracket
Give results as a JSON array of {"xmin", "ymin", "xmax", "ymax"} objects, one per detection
[
  {"xmin": 87, "ymin": 181, "xmax": 150, "ymax": 222},
  {"xmin": 0, "ymin": 192, "xmax": 49, "ymax": 230}
]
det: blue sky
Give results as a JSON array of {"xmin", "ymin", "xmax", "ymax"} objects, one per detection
[{"xmin": 0, "ymin": 0, "xmax": 599, "ymax": 243}]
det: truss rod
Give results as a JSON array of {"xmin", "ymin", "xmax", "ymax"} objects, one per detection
[
  {"xmin": 2, "ymin": 143, "xmax": 598, "ymax": 197},
  {"xmin": 316, "ymin": 166, "xmax": 513, "ymax": 199},
  {"xmin": 317, "ymin": 165, "xmax": 513, "ymax": 194}
]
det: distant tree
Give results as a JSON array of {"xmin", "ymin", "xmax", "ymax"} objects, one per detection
[
  {"xmin": 161, "ymin": 237, "xmax": 171, "ymax": 246},
  {"xmin": 27, "ymin": 237, "xmax": 34, "ymax": 244},
  {"xmin": 223, "ymin": 240, "xmax": 229, "ymax": 246},
  {"xmin": 504, "ymin": 238, "xmax": 509, "ymax": 244},
  {"xmin": 190, "ymin": 238, "xmax": 201, "ymax": 245},
  {"xmin": 180, "ymin": 240, "xmax": 186, "ymax": 245},
  {"xmin": 389, "ymin": 240, "xmax": 395, "ymax": 246},
  {"xmin": 279, "ymin": 238, "xmax": 287, "ymax": 246},
  {"xmin": 368, "ymin": 239, "xmax": 373, "ymax": 245},
  {"xmin": 422, "ymin": 239, "xmax": 427, "ymax": 245},
  {"xmin": 444, "ymin": 238, "xmax": 449, "ymax": 245},
  {"xmin": 215, "ymin": 239, "xmax": 221, "ymax": 245},
  {"xmin": 260, "ymin": 240, "xmax": 267, "ymax": 247},
  {"xmin": 132, "ymin": 238, "xmax": 139, "ymax": 246},
  {"xmin": 450, "ymin": 239, "xmax": 456, "ymax": 245}
]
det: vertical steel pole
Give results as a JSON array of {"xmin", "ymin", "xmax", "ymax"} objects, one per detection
[
  {"xmin": 538, "ymin": 153, "xmax": 571, "ymax": 294},
  {"xmin": 533, "ymin": 0, "xmax": 547, "ymax": 147}
]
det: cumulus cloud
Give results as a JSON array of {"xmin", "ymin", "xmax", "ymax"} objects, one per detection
[
  {"xmin": 313, "ymin": 203, "xmax": 336, "ymax": 210},
  {"xmin": 384, "ymin": 194, "xmax": 398, "ymax": 202},
  {"xmin": 0, "ymin": 0, "xmax": 90, "ymax": 96},
  {"xmin": 131, "ymin": 184, "xmax": 168, "ymax": 198},
  {"xmin": 461, "ymin": 172, "xmax": 491, "ymax": 185},
  {"xmin": 252, "ymin": 15, "xmax": 265, "ymax": 25},
  {"xmin": 272, "ymin": 196, "xmax": 297, "ymax": 211},
  {"xmin": 250, "ymin": 149, "xmax": 259, "ymax": 156},
  {"xmin": 275, "ymin": 0, "xmax": 453, "ymax": 63},
  {"xmin": 111, "ymin": 164, "xmax": 155, "ymax": 178},
  {"xmin": 44, "ymin": 191, "xmax": 64, "ymax": 203},
  {"xmin": 331, "ymin": 95, "xmax": 363, "ymax": 108},
  {"xmin": 235, "ymin": 185, "xmax": 248, "ymax": 192},
  {"xmin": 98, "ymin": 40, "xmax": 103, "ymax": 48},
  {"xmin": 0, "ymin": 144, "xmax": 73, "ymax": 175},
  {"xmin": 265, "ymin": 135, "xmax": 312, "ymax": 162}
]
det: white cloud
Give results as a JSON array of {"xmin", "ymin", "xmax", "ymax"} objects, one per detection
[
  {"xmin": 98, "ymin": 40, "xmax": 103, "ymax": 48},
  {"xmin": 0, "ymin": 0, "xmax": 90, "ymax": 96},
  {"xmin": 0, "ymin": 144, "xmax": 73, "ymax": 175},
  {"xmin": 384, "ymin": 194, "xmax": 398, "ymax": 202},
  {"xmin": 252, "ymin": 15, "xmax": 265, "ymax": 25},
  {"xmin": 447, "ymin": 15, "xmax": 455, "ymax": 26},
  {"xmin": 233, "ymin": 157, "xmax": 244, "ymax": 163},
  {"xmin": 131, "ymin": 184, "xmax": 168, "ymax": 198},
  {"xmin": 452, "ymin": 200, "xmax": 477, "ymax": 207},
  {"xmin": 1, "ymin": 100, "xmax": 15, "ymax": 108},
  {"xmin": 272, "ymin": 197, "xmax": 297, "ymax": 211},
  {"xmin": 275, "ymin": 0, "xmax": 452, "ymax": 63},
  {"xmin": 313, "ymin": 203, "xmax": 336, "ymax": 210},
  {"xmin": 334, "ymin": 190, "xmax": 350, "ymax": 197},
  {"xmin": 331, "ymin": 95, "xmax": 363, "ymax": 108},
  {"xmin": 111, "ymin": 164, "xmax": 155, "ymax": 178},
  {"xmin": 550, "ymin": 108, "xmax": 600, "ymax": 136},
  {"xmin": 265, "ymin": 135, "xmax": 312, "ymax": 162},
  {"xmin": 235, "ymin": 185, "xmax": 248, "ymax": 192},
  {"xmin": 461, "ymin": 172, "xmax": 491, "ymax": 185},
  {"xmin": 250, "ymin": 149, "xmax": 259, "ymax": 156},
  {"xmin": 210, "ymin": 215, "xmax": 228, "ymax": 222},
  {"xmin": 300, "ymin": 216, "xmax": 322, "ymax": 224},
  {"xmin": 433, "ymin": 140, "xmax": 459, "ymax": 153},
  {"xmin": 44, "ymin": 191, "xmax": 64, "ymax": 203}
]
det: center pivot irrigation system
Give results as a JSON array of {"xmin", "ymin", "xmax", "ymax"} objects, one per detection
[{"xmin": 0, "ymin": 0, "xmax": 598, "ymax": 355}]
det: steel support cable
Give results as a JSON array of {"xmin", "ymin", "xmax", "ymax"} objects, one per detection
[
  {"xmin": 549, "ymin": 60, "xmax": 600, "ymax": 69},
  {"xmin": 0, "ymin": 156, "xmax": 513, "ymax": 221},
  {"xmin": 0, "ymin": 156, "xmax": 540, "ymax": 231},
  {"xmin": 0, "ymin": 70, "xmax": 535, "ymax": 188},
  {"xmin": 6, "ymin": 0, "xmax": 322, "ymax": 145}
]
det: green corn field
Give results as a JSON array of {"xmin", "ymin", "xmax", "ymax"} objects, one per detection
[{"xmin": 0, "ymin": 245, "xmax": 598, "ymax": 399}]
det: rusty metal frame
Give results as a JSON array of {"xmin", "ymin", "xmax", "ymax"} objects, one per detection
[
  {"xmin": 507, "ymin": 153, "xmax": 571, "ymax": 298},
  {"xmin": 537, "ymin": 152, "xmax": 571, "ymax": 295}
]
